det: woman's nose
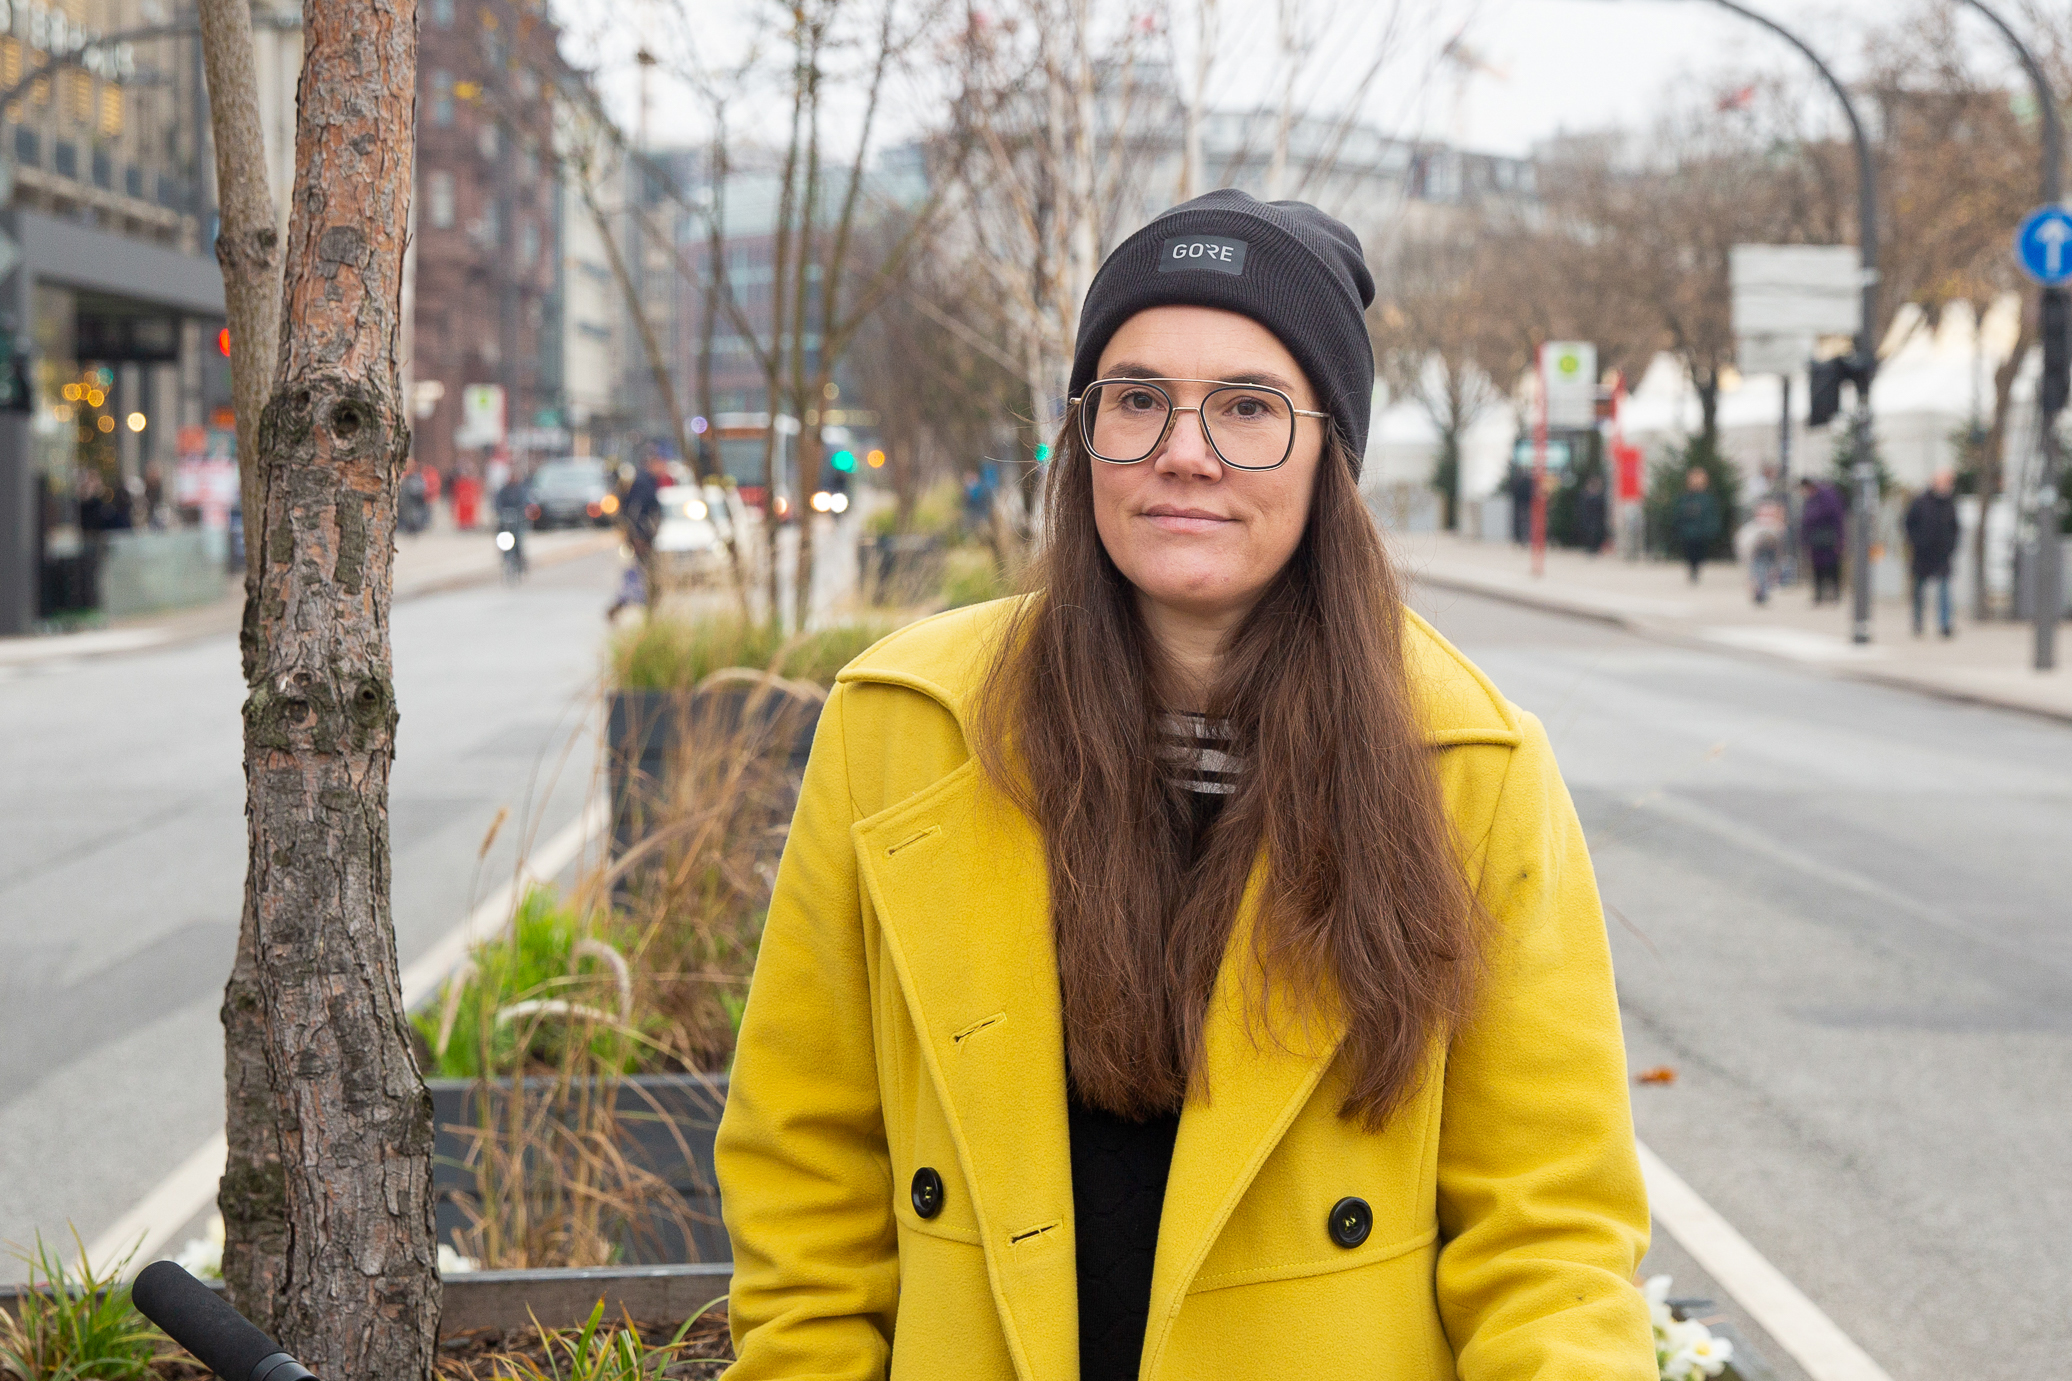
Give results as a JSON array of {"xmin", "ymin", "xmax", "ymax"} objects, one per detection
[{"xmin": 1155, "ymin": 408, "xmax": 1221, "ymax": 477}]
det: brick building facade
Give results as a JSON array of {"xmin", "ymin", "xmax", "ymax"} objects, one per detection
[{"xmin": 410, "ymin": 0, "xmax": 563, "ymax": 479}]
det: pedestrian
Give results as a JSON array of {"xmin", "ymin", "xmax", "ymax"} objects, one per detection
[
  {"xmin": 715, "ymin": 189, "xmax": 1655, "ymax": 1381},
  {"xmin": 1575, "ymin": 471, "xmax": 1609, "ymax": 554},
  {"xmin": 1672, "ymin": 465, "xmax": 1722, "ymax": 582},
  {"xmin": 1800, "ymin": 477, "xmax": 1845, "ymax": 604},
  {"xmin": 1508, "ymin": 462, "xmax": 1534, "ymax": 545},
  {"xmin": 1738, "ymin": 495, "xmax": 1786, "ymax": 605},
  {"xmin": 620, "ymin": 451, "xmax": 667, "ymax": 608},
  {"xmin": 1904, "ymin": 467, "xmax": 1960, "ymax": 638}
]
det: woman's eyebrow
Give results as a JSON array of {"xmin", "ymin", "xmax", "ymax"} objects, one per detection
[{"xmin": 1099, "ymin": 363, "xmax": 1301, "ymax": 393}]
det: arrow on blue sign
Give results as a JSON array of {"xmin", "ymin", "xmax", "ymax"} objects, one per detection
[{"xmin": 2016, "ymin": 205, "xmax": 2072, "ymax": 285}]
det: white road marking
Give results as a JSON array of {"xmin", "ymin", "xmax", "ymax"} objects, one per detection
[
  {"xmin": 87, "ymin": 803, "xmax": 605, "ymax": 1274},
  {"xmin": 1639, "ymin": 1138, "xmax": 1895, "ymax": 1381}
]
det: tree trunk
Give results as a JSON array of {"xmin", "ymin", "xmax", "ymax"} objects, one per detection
[
  {"xmin": 242, "ymin": 2, "xmax": 439, "ymax": 1376},
  {"xmin": 195, "ymin": 0, "xmax": 289, "ymax": 1335},
  {"xmin": 1975, "ymin": 314, "xmax": 2035, "ymax": 619}
]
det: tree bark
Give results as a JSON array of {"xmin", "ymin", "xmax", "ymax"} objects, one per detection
[
  {"xmin": 242, "ymin": 1, "xmax": 439, "ymax": 1375},
  {"xmin": 195, "ymin": 0, "xmax": 289, "ymax": 1334}
]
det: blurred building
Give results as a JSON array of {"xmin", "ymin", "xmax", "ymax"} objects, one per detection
[
  {"xmin": 410, "ymin": 0, "xmax": 565, "ymax": 481},
  {"xmin": 0, "ymin": 0, "xmax": 305, "ymax": 635}
]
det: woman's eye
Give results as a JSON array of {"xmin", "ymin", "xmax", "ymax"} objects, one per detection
[
  {"xmin": 1118, "ymin": 390, "xmax": 1162, "ymax": 412},
  {"xmin": 1222, "ymin": 393, "xmax": 1278, "ymax": 420}
]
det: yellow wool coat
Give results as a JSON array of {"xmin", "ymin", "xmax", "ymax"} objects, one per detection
[{"xmin": 715, "ymin": 598, "xmax": 1655, "ymax": 1381}]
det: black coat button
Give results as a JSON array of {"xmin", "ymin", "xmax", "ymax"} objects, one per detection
[
  {"xmin": 911, "ymin": 1167, "xmax": 945, "ymax": 1219},
  {"xmin": 1328, "ymin": 1196, "xmax": 1372, "ymax": 1248}
]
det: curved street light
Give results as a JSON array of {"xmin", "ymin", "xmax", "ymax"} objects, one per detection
[{"xmin": 1589, "ymin": 0, "xmax": 1883, "ymax": 639}]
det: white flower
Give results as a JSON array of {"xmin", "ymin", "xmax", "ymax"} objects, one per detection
[
  {"xmin": 436, "ymin": 1244, "xmax": 480, "ymax": 1275},
  {"xmin": 1644, "ymin": 1274, "xmax": 1734, "ymax": 1381},
  {"xmin": 1643, "ymin": 1274, "xmax": 1678, "ymax": 1330},
  {"xmin": 171, "ymin": 1214, "xmax": 225, "ymax": 1281}
]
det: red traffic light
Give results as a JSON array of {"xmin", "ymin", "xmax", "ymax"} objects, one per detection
[{"xmin": 217, "ymin": 328, "xmax": 231, "ymax": 357}]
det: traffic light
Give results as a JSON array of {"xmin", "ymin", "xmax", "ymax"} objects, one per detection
[
  {"xmin": 1808, "ymin": 358, "xmax": 1844, "ymax": 427},
  {"xmin": 1033, "ymin": 443, "xmax": 1052, "ymax": 463},
  {"xmin": 830, "ymin": 449, "xmax": 856, "ymax": 473},
  {"xmin": 2043, "ymin": 287, "xmax": 2070, "ymax": 416},
  {"xmin": 1807, "ymin": 356, "xmax": 1873, "ymax": 428}
]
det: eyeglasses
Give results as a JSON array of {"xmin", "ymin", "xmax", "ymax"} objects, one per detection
[{"xmin": 1068, "ymin": 377, "xmax": 1329, "ymax": 472}]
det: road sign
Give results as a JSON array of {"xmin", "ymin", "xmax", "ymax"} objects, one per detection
[
  {"xmin": 1512, "ymin": 438, "xmax": 1573, "ymax": 470},
  {"xmin": 1731, "ymin": 244, "xmax": 1860, "ymax": 337},
  {"xmin": 2016, "ymin": 205, "xmax": 2072, "ymax": 285},
  {"xmin": 1738, "ymin": 333, "xmax": 1811, "ymax": 377},
  {"xmin": 1540, "ymin": 342, "xmax": 1596, "ymax": 429}
]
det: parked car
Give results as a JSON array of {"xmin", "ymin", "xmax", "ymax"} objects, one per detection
[
  {"xmin": 527, "ymin": 457, "xmax": 613, "ymax": 529},
  {"xmin": 654, "ymin": 485, "xmax": 728, "ymax": 583}
]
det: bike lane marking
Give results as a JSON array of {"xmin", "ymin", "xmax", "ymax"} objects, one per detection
[
  {"xmin": 1639, "ymin": 1138, "xmax": 1894, "ymax": 1381},
  {"xmin": 88, "ymin": 801, "xmax": 604, "ymax": 1274}
]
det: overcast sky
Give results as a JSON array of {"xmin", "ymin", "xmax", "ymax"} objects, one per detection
[{"xmin": 553, "ymin": 0, "xmax": 2025, "ymax": 161}]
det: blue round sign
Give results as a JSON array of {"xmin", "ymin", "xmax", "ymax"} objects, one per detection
[{"xmin": 2016, "ymin": 205, "xmax": 2072, "ymax": 285}]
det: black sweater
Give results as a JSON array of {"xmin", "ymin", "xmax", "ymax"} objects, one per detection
[{"xmin": 1068, "ymin": 717, "xmax": 1233, "ymax": 1380}]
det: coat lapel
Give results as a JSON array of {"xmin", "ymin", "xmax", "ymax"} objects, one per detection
[
  {"xmin": 1140, "ymin": 869, "xmax": 1348, "ymax": 1377},
  {"xmin": 852, "ymin": 760, "xmax": 1078, "ymax": 1381}
]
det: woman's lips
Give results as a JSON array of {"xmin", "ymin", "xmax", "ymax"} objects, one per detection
[{"xmin": 1141, "ymin": 506, "xmax": 1233, "ymax": 534}]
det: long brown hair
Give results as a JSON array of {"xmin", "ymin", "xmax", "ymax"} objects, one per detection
[{"xmin": 972, "ymin": 411, "xmax": 1485, "ymax": 1129}]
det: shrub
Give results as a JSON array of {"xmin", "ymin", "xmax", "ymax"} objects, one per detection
[
  {"xmin": 0, "ymin": 1235, "xmax": 163, "ymax": 1381},
  {"xmin": 415, "ymin": 887, "xmax": 647, "ymax": 1080},
  {"xmin": 940, "ymin": 545, "xmax": 1009, "ymax": 609},
  {"xmin": 1644, "ymin": 434, "xmax": 1743, "ymax": 560},
  {"xmin": 609, "ymin": 615, "xmax": 895, "ymax": 693}
]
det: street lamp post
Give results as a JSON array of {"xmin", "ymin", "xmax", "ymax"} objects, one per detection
[
  {"xmin": 1598, "ymin": 0, "xmax": 1882, "ymax": 639},
  {"xmin": 1957, "ymin": 0, "xmax": 2065, "ymax": 670}
]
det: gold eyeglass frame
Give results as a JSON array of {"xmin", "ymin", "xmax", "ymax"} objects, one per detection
[{"xmin": 1068, "ymin": 377, "xmax": 1329, "ymax": 472}]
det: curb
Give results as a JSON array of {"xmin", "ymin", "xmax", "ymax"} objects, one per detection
[
  {"xmin": 1411, "ymin": 566, "xmax": 2072, "ymax": 730},
  {"xmin": 0, "ymin": 534, "xmax": 617, "ymax": 667}
]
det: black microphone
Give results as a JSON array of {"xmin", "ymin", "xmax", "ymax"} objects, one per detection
[{"xmin": 132, "ymin": 1261, "xmax": 317, "ymax": 1381}]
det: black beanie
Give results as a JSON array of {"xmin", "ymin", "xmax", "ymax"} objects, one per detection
[{"xmin": 1069, "ymin": 189, "xmax": 1377, "ymax": 474}]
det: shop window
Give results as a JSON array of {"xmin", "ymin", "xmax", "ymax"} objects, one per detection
[
  {"xmin": 54, "ymin": 140, "xmax": 76, "ymax": 178},
  {"xmin": 98, "ymin": 84, "xmax": 121, "ymax": 138},
  {"xmin": 157, "ymin": 172, "xmax": 187, "ymax": 208},
  {"xmin": 91, "ymin": 148, "xmax": 110, "ymax": 189},
  {"xmin": 427, "ymin": 170, "xmax": 455, "ymax": 229},
  {"xmin": 14, "ymin": 126, "xmax": 37, "ymax": 167},
  {"xmin": 125, "ymin": 164, "xmax": 143, "ymax": 199}
]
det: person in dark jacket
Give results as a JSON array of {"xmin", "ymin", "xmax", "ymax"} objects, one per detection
[
  {"xmin": 1799, "ymin": 477, "xmax": 1846, "ymax": 604},
  {"xmin": 1904, "ymin": 468, "xmax": 1960, "ymax": 637},
  {"xmin": 1575, "ymin": 472, "xmax": 1609, "ymax": 554},
  {"xmin": 1509, "ymin": 463, "xmax": 1535, "ymax": 545},
  {"xmin": 1672, "ymin": 467, "xmax": 1722, "ymax": 582}
]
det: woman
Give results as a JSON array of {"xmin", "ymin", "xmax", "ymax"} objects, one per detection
[{"xmin": 715, "ymin": 190, "xmax": 1654, "ymax": 1381}]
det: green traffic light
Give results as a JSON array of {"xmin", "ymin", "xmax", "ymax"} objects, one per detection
[{"xmin": 831, "ymin": 449, "xmax": 856, "ymax": 472}]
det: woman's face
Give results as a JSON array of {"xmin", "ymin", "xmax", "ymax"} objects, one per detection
[{"xmin": 1089, "ymin": 306, "xmax": 1324, "ymax": 628}]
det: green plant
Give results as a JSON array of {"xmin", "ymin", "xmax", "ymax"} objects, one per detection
[
  {"xmin": 1644, "ymin": 434, "xmax": 1743, "ymax": 560},
  {"xmin": 483, "ymin": 1300, "xmax": 723, "ymax": 1380},
  {"xmin": 416, "ymin": 888, "xmax": 647, "ymax": 1080},
  {"xmin": 940, "ymin": 545, "xmax": 1008, "ymax": 608},
  {"xmin": 0, "ymin": 1233, "xmax": 163, "ymax": 1381},
  {"xmin": 864, "ymin": 475, "xmax": 962, "ymax": 538},
  {"xmin": 609, "ymin": 615, "xmax": 895, "ymax": 693},
  {"xmin": 1828, "ymin": 420, "xmax": 1895, "ymax": 499}
]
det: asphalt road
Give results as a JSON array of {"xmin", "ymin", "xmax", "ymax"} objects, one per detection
[
  {"xmin": 0, "ymin": 551, "xmax": 617, "ymax": 1274},
  {"xmin": 1411, "ymin": 582, "xmax": 2072, "ymax": 1381}
]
